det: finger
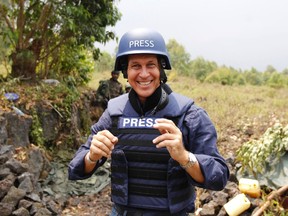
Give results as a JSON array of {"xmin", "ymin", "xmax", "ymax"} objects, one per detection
[
  {"xmin": 91, "ymin": 138, "xmax": 112, "ymax": 157},
  {"xmin": 155, "ymin": 138, "xmax": 179, "ymax": 149},
  {"xmin": 91, "ymin": 145, "xmax": 110, "ymax": 158},
  {"xmin": 97, "ymin": 130, "xmax": 118, "ymax": 144},
  {"xmin": 155, "ymin": 118, "xmax": 175, "ymax": 126},
  {"xmin": 155, "ymin": 118, "xmax": 172, "ymax": 123},
  {"xmin": 152, "ymin": 132, "xmax": 173, "ymax": 144},
  {"xmin": 90, "ymin": 130, "xmax": 118, "ymax": 157},
  {"xmin": 153, "ymin": 123, "xmax": 172, "ymax": 134},
  {"xmin": 153, "ymin": 120, "xmax": 178, "ymax": 134},
  {"xmin": 94, "ymin": 135, "xmax": 114, "ymax": 151}
]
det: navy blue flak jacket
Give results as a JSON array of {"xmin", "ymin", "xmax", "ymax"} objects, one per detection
[{"xmin": 68, "ymin": 90, "xmax": 229, "ymax": 214}]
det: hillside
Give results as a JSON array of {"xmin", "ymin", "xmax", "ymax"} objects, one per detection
[{"xmin": 1, "ymin": 75, "xmax": 288, "ymax": 215}]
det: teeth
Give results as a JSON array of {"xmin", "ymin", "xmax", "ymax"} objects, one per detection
[{"xmin": 138, "ymin": 81, "xmax": 151, "ymax": 86}]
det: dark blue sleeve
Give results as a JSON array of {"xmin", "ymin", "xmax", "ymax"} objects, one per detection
[
  {"xmin": 68, "ymin": 110, "xmax": 111, "ymax": 180},
  {"xmin": 184, "ymin": 105, "xmax": 229, "ymax": 190}
]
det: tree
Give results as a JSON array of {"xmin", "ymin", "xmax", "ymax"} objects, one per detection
[
  {"xmin": 282, "ymin": 67, "xmax": 288, "ymax": 75},
  {"xmin": 94, "ymin": 51, "xmax": 115, "ymax": 73},
  {"xmin": 189, "ymin": 57, "xmax": 217, "ymax": 82},
  {"xmin": 265, "ymin": 65, "xmax": 277, "ymax": 73},
  {"xmin": 267, "ymin": 72, "xmax": 287, "ymax": 88},
  {"xmin": 166, "ymin": 39, "xmax": 190, "ymax": 76},
  {"xmin": 243, "ymin": 67, "xmax": 263, "ymax": 86},
  {"xmin": 204, "ymin": 67, "xmax": 238, "ymax": 85},
  {"xmin": 0, "ymin": 0, "xmax": 121, "ymax": 83},
  {"xmin": 0, "ymin": 34, "xmax": 11, "ymax": 78}
]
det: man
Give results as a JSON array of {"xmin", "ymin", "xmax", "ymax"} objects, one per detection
[
  {"xmin": 69, "ymin": 28, "xmax": 229, "ymax": 215},
  {"xmin": 95, "ymin": 70, "xmax": 124, "ymax": 109}
]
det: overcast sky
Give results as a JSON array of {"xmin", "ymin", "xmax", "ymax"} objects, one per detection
[{"xmin": 97, "ymin": 0, "xmax": 288, "ymax": 72}]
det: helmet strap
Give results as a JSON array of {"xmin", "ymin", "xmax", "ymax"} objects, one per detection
[{"xmin": 120, "ymin": 56, "xmax": 128, "ymax": 78}]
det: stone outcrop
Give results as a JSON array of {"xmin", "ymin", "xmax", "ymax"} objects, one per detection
[
  {"xmin": 0, "ymin": 113, "xmax": 32, "ymax": 147},
  {"xmin": 0, "ymin": 145, "xmax": 62, "ymax": 216},
  {"xmin": 0, "ymin": 89, "xmax": 102, "ymax": 215}
]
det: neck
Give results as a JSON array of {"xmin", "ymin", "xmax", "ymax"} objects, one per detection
[{"xmin": 129, "ymin": 85, "xmax": 164, "ymax": 115}]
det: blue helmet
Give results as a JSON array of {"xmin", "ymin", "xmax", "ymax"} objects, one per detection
[{"xmin": 114, "ymin": 28, "xmax": 172, "ymax": 72}]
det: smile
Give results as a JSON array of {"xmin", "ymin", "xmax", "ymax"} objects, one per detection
[{"xmin": 137, "ymin": 81, "xmax": 152, "ymax": 86}]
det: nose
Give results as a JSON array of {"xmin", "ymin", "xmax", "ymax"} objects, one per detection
[{"xmin": 139, "ymin": 67, "xmax": 149, "ymax": 78}]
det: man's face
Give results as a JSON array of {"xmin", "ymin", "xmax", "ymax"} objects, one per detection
[{"xmin": 127, "ymin": 54, "xmax": 161, "ymax": 103}]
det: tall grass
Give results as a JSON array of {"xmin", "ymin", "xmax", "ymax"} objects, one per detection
[{"xmin": 170, "ymin": 76, "xmax": 288, "ymax": 155}]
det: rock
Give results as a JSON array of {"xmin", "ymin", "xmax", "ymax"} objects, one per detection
[
  {"xmin": 18, "ymin": 173, "xmax": 34, "ymax": 193},
  {"xmin": 200, "ymin": 201, "xmax": 217, "ymax": 216},
  {"xmin": 0, "ymin": 202, "xmax": 14, "ymax": 216},
  {"xmin": 4, "ymin": 112, "xmax": 32, "ymax": 147},
  {"xmin": 0, "ymin": 116, "xmax": 8, "ymax": 145},
  {"xmin": 0, "ymin": 145, "xmax": 62, "ymax": 215},
  {"xmin": 2, "ymin": 186, "xmax": 26, "ymax": 207},
  {"xmin": 12, "ymin": 207, "xmax": 30, "ymax": 216},
  {"xmin": 0, "ymin": 174, "xmax": 16, "ymax": 200},
  {"xmin": 18, "ymin": 199, "xmax": 33, "ymax": 209},
  {"xmin": 5, "ymin": 158, "xmax": 29, "ymax": 175}
]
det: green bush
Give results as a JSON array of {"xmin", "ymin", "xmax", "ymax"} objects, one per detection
[{"xmin": 236, "ymin": 123, "xmax": 288, "ymax": 177}]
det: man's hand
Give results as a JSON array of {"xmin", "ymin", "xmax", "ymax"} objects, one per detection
[
  {"xmin": 89, "ymin": 130, "xmax": 118, "ymax": 161},
  {"xmin": 152, "ymin": 118, "xmax": 187, "ymax": 164}
]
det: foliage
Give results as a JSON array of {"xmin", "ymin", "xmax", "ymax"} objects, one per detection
[
  {"xmin": 204, "ymin": 67, "xmax": 239, "ymax": 85},
  {"xmin": 47, "ymin": 41, "xmax": 95, "ymax": 85},
  {"xmin": 0, "ymin": 0, "xmax": 121, "ymax": 83},
  {"xmin": 283, "ymin": 68, "xmax": 288, "ymax": 75},
  {"xmin": 0, "ymin": 34, "xmax": 11, "ymax": 77},
  {"xmin": 94, "ymin": 51, "xmax": 115, "ymax": 73},
  {"xmin": 41, "ymin": 83, "xmax": 81, "ymax": 121},
  {"xmin": 267, "ymin": 72, "xmax": 288, "ymax": 88},
  {"xmin": 264, "ymin": 65, "xmax": 277, "ymax": 73},
  {"xmin": 242, "ymin": 67, "xmax": 264, "ymax": 86},
  {"xmin": 30, "ymin": 109, "xmax": 44, "ymax": 147},
  {"xmin": 166, "ymin": 39, "xmax": 191, "ymax": 76},
  {"xmin": 189, "ymin": 57, "xmax": 218, "ymax": 81},
  {"xmin": 163, "ymin": 40, "xmax": 288, "ymax": 87},
  {"xmin": 236, "ymin": 123, "xmax": 288, "ymax": 177}
]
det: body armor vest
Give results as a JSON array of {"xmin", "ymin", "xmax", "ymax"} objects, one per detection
[{"xmin": 107, "ymin": 92, "xmax": 196, "ymax": 214}]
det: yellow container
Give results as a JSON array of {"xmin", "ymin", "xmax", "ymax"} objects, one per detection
[
  {"xmin": 224, "ymin": 193, "xmax": 251, "ymax": 216},
  {"xmin": 239, "ymin": 178, "xmax": 261, "ymax": 198}
]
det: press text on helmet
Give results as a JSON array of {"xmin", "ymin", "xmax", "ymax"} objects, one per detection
[{"xmin": 129, "ymin": 40, "xmax": 154, "ymax": 48}]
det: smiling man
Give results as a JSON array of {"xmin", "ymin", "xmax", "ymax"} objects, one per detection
[{"xmin": 68, "ymin": 28, "xmax": 229, "ymax": 216}]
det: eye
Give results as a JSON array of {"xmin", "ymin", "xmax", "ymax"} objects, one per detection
[
  {"xmin": 130, "ymin": 64, "xmax": 141, "ymax": 70},
  {"xmin": 147, "ymin": 63, "xmax": 157, "ymax": 68}
]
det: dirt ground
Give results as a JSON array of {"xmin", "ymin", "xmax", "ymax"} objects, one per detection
[{"xmin": 62, "ymin": 185, "xmax": 113, "ymax": 216}]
